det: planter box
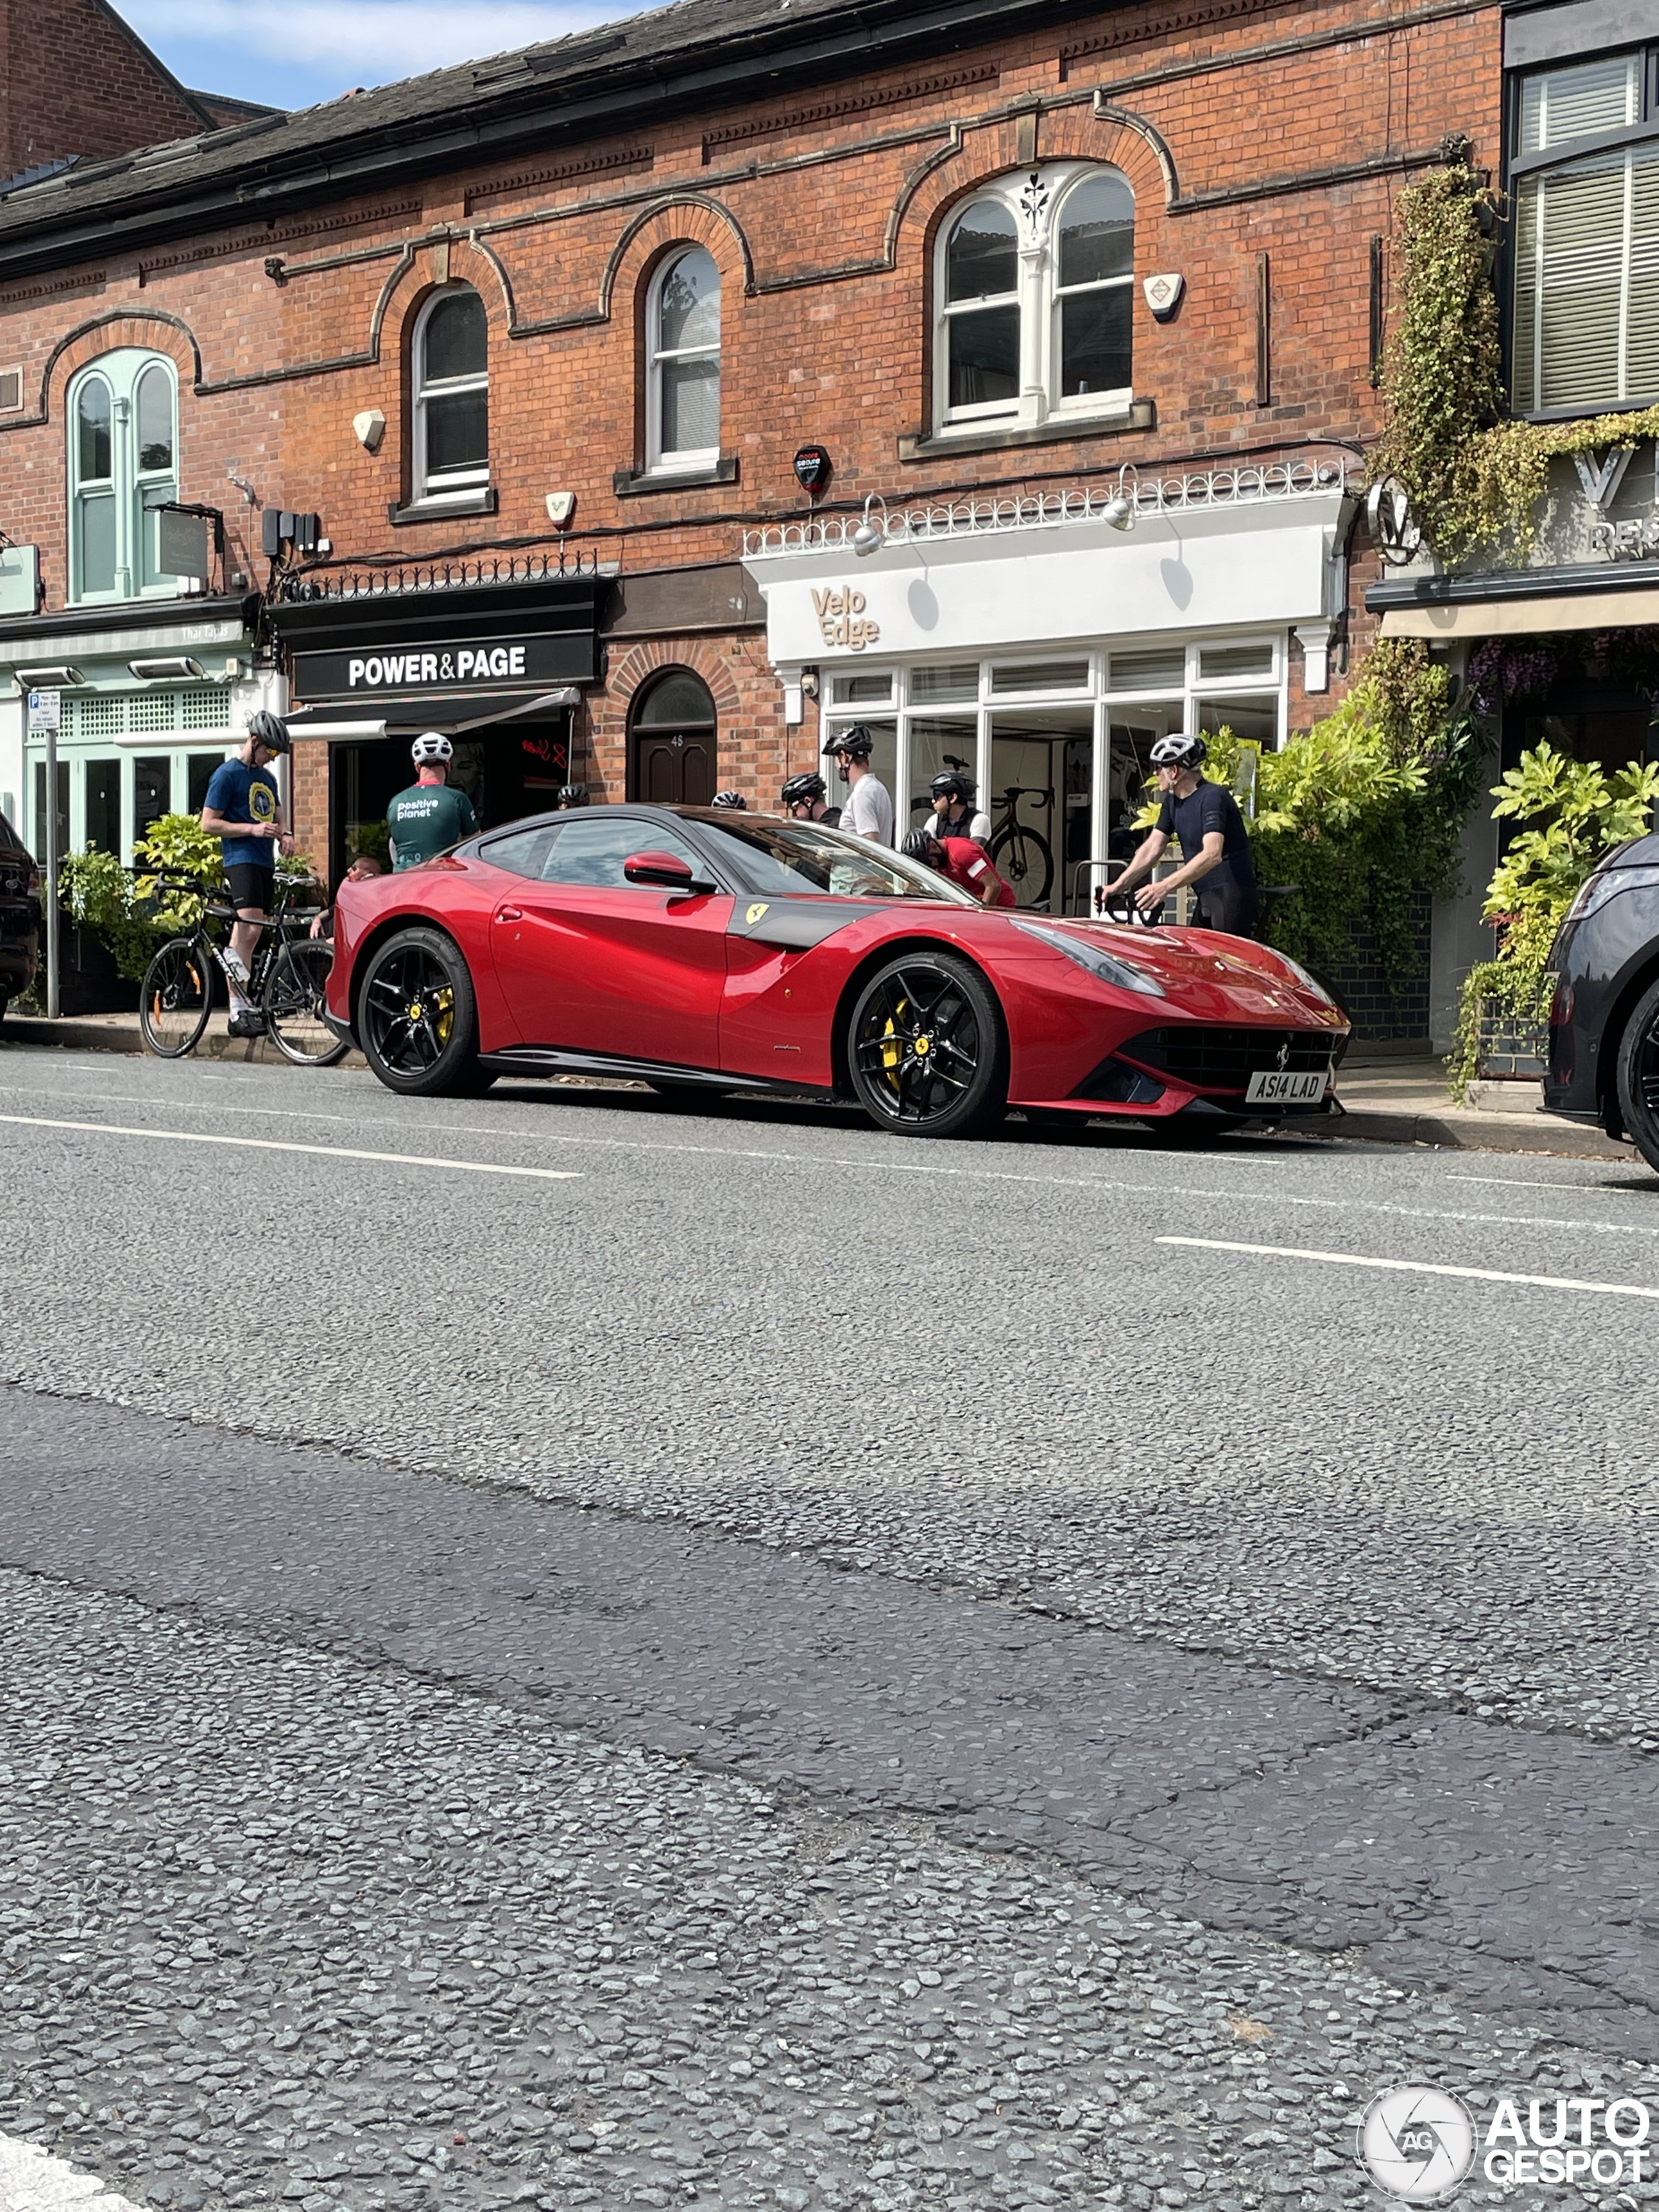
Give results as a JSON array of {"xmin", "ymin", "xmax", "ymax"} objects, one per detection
[
  {"xmin": 1474, "ymin": 1000, "xmax": 1548, "ymax": 1081},
  {"xmin": 54, "ymin": 920, "xmax": 137, "ymax": 1017}
]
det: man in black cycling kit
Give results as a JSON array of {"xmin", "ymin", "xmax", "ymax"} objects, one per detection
[{"xmin": 1109, "ymin": 733, "xmax": 1259, "ymax": 937}]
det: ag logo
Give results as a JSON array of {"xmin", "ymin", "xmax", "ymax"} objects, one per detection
[
  {"xmin": 1357, "ymin": 2086, "xmax": 1477, "ymax": 2203},
  {"xmin": 745, "ymin": 903, "xmax": 769, "ymax": 926}
]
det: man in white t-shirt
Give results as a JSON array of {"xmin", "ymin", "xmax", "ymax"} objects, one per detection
[{"xmin": 822, "ymin": 724, "xmax": 894, "ymax": 846}]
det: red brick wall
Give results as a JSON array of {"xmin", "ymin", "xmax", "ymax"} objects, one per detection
[
  {"xmin": 0, "ymin": 0, "xmax": 1503, "ymax": 813},
  {"xmin": 0, "ymin": 0, "xmax": 208, "ymax": 177}
]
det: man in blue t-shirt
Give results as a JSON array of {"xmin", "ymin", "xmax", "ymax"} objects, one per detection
[
  {"xmin": 1109, "ymin": 732, "xmax": 1258, "ymax": 936},
  {"xmin": 201, "ymin": 710, "xmax": 294, "ymax": 1036}
]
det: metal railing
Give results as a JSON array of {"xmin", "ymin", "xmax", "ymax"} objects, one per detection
[
  {"xmin": 272, "ymin": 545, "xmax": 610, "ymax": 604},
  {"xmin": 743, "ymin": 461, "xmax": 1351, "ymax": 560}
]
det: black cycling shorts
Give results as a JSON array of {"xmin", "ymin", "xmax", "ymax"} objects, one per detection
[
  {"xmin": 1194, "ymin": 878, "xmax": 1259, "ymax": 938},
  {"xmin": 225, "ymin": 862, "xmax": 275, "ymax": 916}
]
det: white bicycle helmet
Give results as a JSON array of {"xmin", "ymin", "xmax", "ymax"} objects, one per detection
[
  {"xmin": 1149, "ymin": 733, "xmax": 1207, "ymax": 771},
  {"xmin": 411, "ymin": 731, "xmax": 453, "ymax": 765}
]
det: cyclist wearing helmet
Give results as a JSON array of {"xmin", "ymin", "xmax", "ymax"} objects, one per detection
[
  {"xmin": 556, "ymin": 784, "xmax": 590, "ymax": 809},
  {"xmin": 780, "ymin": 771, "xmax": 839, "ymax": 828},
  {"xmin": 387, "ymin": 733, "xmax": 478, "ymax": 871},
  {"xmin": 923, "ymin": 769, "xmax": 991, "ymax": 850},
  {"xmin": 710, "ymin": 790, "xmax": 748, "ymax": 810},
  {"xmin": 200, "ymin": 708, "xmax": 294, "ymax": 1037},
  {"xmin": 901, "ymin": 826, "xmax": 1015, "ymax": 907},
  {"xmin": 822, "ymin": 723, "xmax": 894, "ymax": 846},
  {"xmin": 1111, "ymin": 732, "xmax": 1258, "ymax": 935}
]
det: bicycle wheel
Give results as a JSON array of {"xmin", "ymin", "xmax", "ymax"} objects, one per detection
[
  {"xmin": 139, "ymin": 937, "xmax": 212, "ymax": 1058},
  {"xmin": 264, "ymin": 938, "xmax": 348, "ymax": 1067},
  {"xmin": 990, "ymin": 820, "xmax": 1054, "ymax": 906}
]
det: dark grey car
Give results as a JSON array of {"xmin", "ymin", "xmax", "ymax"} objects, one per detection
[
  {"xmin": 1543, "ymin": 830, "xmax": 1659, "ymax": 1170},
  {"xmin": 0, "ymin": 813, "xmax": 40, "ymax": 1022}
]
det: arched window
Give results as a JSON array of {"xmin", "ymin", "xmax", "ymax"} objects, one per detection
[
  {"xmin": 933, "ymin": 165, "xmax": 1135, "ymax": 434},
  {"xmin": 629, "ymin": 666, "xmax": 717, "ymax": 804},
  {"xmin": 67, "ymin": 351, "xmax": 179, "ymax": 603},
  {"xmin": 648, "ymin": 248, "xmax": 721, "ymax": 471},
  {"xmin": 413, "ymin": 285, "xmax": 489, "ymax": 502}
]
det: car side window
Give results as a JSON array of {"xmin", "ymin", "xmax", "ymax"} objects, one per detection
[
  {"xmin": 479, "ymin": 826, "xmax": 555, "ymax": 879},
  {"xmin": 540, "ymin": 817, "xmax": 703, "ymax": 888}
]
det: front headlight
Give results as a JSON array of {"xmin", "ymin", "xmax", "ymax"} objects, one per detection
[
  {"xmin": 1566, "ymin": 863, "xmax": 1659, "ymax": 928},
  {"xmin": 1270, "ymin": 951, "xmax": 1338, "ymax": 1010},
  {"xmin": 1013, "ymin": 920, "xmax": 1166, "ymax": 997}
]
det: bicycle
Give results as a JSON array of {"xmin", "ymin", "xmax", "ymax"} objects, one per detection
[{"xmin": 137, "ymin": 872, "xmax": 346, "ymax": 1066}]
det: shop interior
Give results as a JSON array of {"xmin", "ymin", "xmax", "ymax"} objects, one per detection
[{"xmin": 330, "ymin": 709, "xmax": 572, "ymax": 883}]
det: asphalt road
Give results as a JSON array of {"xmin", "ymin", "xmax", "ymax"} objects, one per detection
[{"xmin": 1, "ymin": 1045, "xmax": 1656, "ymax": 2212}]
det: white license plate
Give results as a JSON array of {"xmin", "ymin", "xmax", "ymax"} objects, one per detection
[{"xmin": 1245, "ymin": 1067, "xmax": 1327, "ymax": 1105}]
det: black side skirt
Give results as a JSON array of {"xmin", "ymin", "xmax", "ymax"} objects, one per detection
[{"xmin": 478, "ymin": 1045, "xmax": 836, "ymax": 1097}]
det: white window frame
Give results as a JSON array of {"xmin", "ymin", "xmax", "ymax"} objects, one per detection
[
  {"xmin": 67, "ymin": 349, "xmax": 180, "ymax": 606},
  {"xmin": 933, "ymin": 163, "xmax": 1135, "ymax": 437},
  {"xmin": 646, "ymin": 248, "xmax": 722, "ymax": 474},
  {"xmin": 412, "ymin": 285, "xmax": 490, "ymax": 505}
]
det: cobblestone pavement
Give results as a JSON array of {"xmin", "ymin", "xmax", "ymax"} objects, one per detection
[{"xmin": 1, "ymin": 1051, "xmax": 1656, "ymax": 2211}]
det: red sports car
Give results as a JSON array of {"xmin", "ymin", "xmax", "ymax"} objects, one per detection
[{"xmin": 327, "ymin": 805, "xmax": 1349, "ymax": 1139}]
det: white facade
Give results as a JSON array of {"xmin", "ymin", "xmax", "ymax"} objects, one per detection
[{"xmin": 743, "ymin": 469, "xmax": 1354, "ymax": 909}]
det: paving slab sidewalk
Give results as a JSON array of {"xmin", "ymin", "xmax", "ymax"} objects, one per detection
[{"xmin": 0, "ymin": 1012, "xmax": 1640, "ymax": 1162}]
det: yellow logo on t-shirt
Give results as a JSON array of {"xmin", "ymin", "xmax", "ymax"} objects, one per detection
[{"xmin": 249, "ymin": 781, "xmax": 276, "ymax": 823}]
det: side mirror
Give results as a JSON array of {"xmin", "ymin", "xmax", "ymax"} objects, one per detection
[{"xmin": 624, "ymin": 849, "xmax": 709, "ymax": 892}]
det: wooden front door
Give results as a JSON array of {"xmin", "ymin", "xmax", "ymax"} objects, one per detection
[{"xmin": 632, "ymin": 727, "xmax": 716, "ymax": 806}]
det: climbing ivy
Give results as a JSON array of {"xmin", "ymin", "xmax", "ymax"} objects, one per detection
[{"xmin": 1371, "ymin": 159, "xmax": 1659, "ymax": 559}]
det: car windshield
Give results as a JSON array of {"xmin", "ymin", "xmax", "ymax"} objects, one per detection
[{"xmin": 694, "ymin": 813, "xmax": 975, "ymax": 903}]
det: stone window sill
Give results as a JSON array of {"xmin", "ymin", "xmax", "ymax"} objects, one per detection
[
  {"xmin": 612, "ymin": 455, "xmax": 739, "ymax": 498},
  {"xmin": 387, "ymin": 489, "xmax": 499, "ymax": 526},
  {"xmin": 898, "ymin": 401, "xmax": 1156, "ymax": 463}
]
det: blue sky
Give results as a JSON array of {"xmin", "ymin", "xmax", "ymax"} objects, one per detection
[{"xmin": 122, "ymin": 0, "xmax": 651, "ymax": 111}]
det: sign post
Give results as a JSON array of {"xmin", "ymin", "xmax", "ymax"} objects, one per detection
[{"xmin": 27, "ymin": 689, "xmax": 60, "ymax": 1019}]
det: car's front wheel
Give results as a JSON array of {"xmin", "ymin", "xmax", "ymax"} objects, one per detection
[
  {"xmin": 1615, "ymin": 974, "xmax": 1659, "ymax": 1174},
  {"xmin": 358, "ymin": 926, "xmax": 483, "ymax": 1097},
  {"xmin": 846, "ymin": 950, "xmax": 1006, "ymax": 1138}
]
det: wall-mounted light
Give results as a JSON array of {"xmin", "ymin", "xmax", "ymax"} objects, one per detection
[
  {"xmin": 850, "ymin": 493, "xmax": 888, "ymax": 558},
  {"xmin": 128, "ymin": 656, "xmax": 206, "ymax": 681},
  {"xmin": 1102, "ymin": 464, "xmax": 1139, "ymax": 532},
  {"xmin": 353, "ymin": 408, "xmax": 386, "ymax": 453},
  {"xmin": 16, "ymin": 664, "xmax": 83, "ymax": 688}
]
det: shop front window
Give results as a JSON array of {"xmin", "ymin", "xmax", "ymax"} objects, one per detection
[
  {"xmin": 68, "ymin": 351, "xmax": 180, "ymax": 603},
  {"xmin": 85, "ymin": 758, "xmax": 121, "ymax": 853},
  {"xmin": 133, "ymin": 755, "xmax": 172, "ymax": 841}
]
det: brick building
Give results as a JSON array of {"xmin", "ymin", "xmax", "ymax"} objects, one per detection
[{"xmin": 0, "ymin": 0, "xmax": 1504, "ymax": 924}]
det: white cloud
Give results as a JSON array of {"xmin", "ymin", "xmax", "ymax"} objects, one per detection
[{"xmin": 125, "ymin": 0, "xmax": 625, "ymax": 80}]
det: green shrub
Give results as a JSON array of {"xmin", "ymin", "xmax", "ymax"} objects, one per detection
[{"xmin": 58, "ymin": 815, "xmax": 319, "ymax": 980}]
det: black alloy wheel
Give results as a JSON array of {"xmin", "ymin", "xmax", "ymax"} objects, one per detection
[
  {"xmin": 846, "ymin": 950, "xmax": 1006, "ymax": 1138},
  {"xmin": 139, "ymin": 937, "xmax": 212, "ymax": 1058},
  {"xmin": 1616, "ymin": 974, "xmax": 1659, "ymax": 1175},
  {"xmin": 358, "ymin": 926, "xmax": 483, "ymax": 1097}
]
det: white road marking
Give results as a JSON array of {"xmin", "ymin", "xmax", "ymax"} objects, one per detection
[
  {"xmin": 1448, "ymin": 1172, "xmax": 1649, "ymax": 1193},
  {"xmin": 0, "ymin": 1114, "xmax": 580, "ymax": 1182},
  {"xmin": 0, "ymin": 1081, "xmax": 1651, "ymax": 1235},
  {"xmin": 1157, "ymin": 1235, "xmax": 1659, "ymax": 1299},
  {"xmin": 0, "ymin": 2132, "xmax": 142, "ymax": 2211}
]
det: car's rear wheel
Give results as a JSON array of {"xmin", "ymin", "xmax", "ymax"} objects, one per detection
[
  {"xmin": 846, "ymin": 950, "xmax": 1006, "ymax": 1138},
  {"xmin": 358, "ymin": 927, "xmax": 482, "ymax": 1097},
  {"xmin": 1615, "ymin": 974, "xmax": 1659, "ymax": 1174}
]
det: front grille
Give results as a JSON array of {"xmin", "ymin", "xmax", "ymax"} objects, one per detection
[{"xmin": 1117, "ymin": 1025, "xmax": 1340, "ymax": 1093}]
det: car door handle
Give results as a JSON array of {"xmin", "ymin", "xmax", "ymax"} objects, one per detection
[{"xmin": 495, "ymin": 905, "xmax": 523, "ymax": 922}]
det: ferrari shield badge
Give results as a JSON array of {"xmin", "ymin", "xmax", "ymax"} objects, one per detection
[{"xmin": 746, "ymin": 903, "xmax": 769, "ymax": 926}]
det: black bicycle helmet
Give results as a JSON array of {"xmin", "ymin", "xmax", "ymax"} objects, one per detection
[
  {"xmin": 557, "ymin": 783, "xmax": 590, "ymax": 808},
  {"xmin": 929, "ymin": 769, "xmax": 976, "ymax": 805},
  {"xmin": 822, "ymin": 723, "xmax": 875, "ymax": 760},
  {"xmin": 901, "ymin": 828, "xmax": 940, "ymax": 863},
  {"xmin": 1149, "ymin": 733, "xmax": 1207, "ymax": 772},
  {"xmin": 780, "ymin": 772, "xmax": 826, "ymax": 807},
  {"xmin": 246, "ymin": 710, "xmax": 290, "ymax": 754},
  {"xmin": 711, "ymin": 791, "xmax": 747, "ymax": 810}
]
